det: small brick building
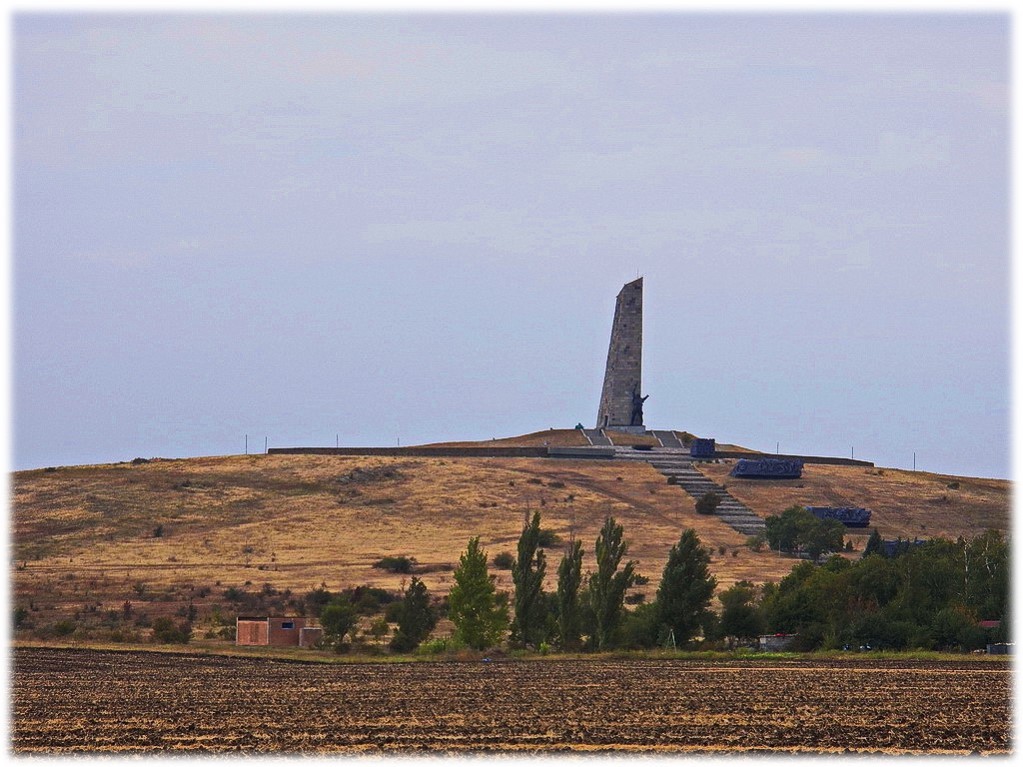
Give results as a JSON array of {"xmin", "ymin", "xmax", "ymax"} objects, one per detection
[{"xmin": 236, "ymin": 616, "xmax": 322, "ymax": 648}]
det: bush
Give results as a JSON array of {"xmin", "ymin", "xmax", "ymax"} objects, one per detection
[
  {"xmin": 372, "ymin": 555, "xmax": 416, "ymax": 574},
  {"xmin": 45, "ymin": 620, "xmax": 78, "ymax": 638},
  {"xmin": 492, "ymin": 551, "xmax": 515, "ymax": 570},
  {"xmin": 416, "ymin": 638, "xmax": 458, "ymax": 655},
  {"xmin": 536, "ymin": 529, "xmax": 562, "ymax": 548},
  {"xmin": 151, "ymin": 617, "xmax": 191, "ymax": 644},
  {"xmin": 695, "ymin": 492, "xmax": 721, "ymax": 515}
]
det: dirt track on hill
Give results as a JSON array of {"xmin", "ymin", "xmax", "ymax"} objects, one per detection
[{"xmin": 12, "ymin": 648, "xmax": 1011, "ymax": 754}]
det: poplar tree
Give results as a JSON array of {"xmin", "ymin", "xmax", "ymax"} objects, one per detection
[
  {"xmin": 557, "ymin": 539, "xmax": 585, "ymax": 651},
  {"xmin": 588, "ymin": 517, "xmax": 636, "ymax": 651},
  {"xmin": 511, "ymin": 511, "xmax": 547, "ymax": 649}
]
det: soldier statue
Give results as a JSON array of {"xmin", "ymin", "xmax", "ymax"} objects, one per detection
[{"xmin": 630, "ymin": 391, "xmax": 649, "ymax": 426}]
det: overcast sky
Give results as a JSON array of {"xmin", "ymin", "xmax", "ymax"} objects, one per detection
[{"xmin": 12, "ymin": 13, "xmax": 1010, "ymax": 478}]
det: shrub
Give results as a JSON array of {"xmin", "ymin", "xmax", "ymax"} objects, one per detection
[
  {"xmin": 536, "ymin": 529, "xmax": 562, "ymax": 548},
  {"xmin": 151, "ymin": 617, "xmax": 191, "ymax": 644},
  {"xmin": 492, "ymin": 551, "xmax": 515, "ymax": 570},
  {"xmin": 372, "ymin": 555, "xmax": 416, "ymax": 574},
  {"xmin": 416, "ymin": 638, "xmax": 456, "ymax": 655},
  {"xmin": 304, "ymin": 587, "xmax": 333, "ymax": 616},
  {"xmin": 153, "ymin": 524, "xmax": 164, "ymax": 538},
  {"xmin": 343, "ymin": 585, "xmax": 396, "ymax": 615},
  {"xmin": 695, "ymin": 492, "xmax": 721, "ymax": 515},
  {"xmin": 384, "ymin": 600, "xmax": 403, "ymax": 622}
]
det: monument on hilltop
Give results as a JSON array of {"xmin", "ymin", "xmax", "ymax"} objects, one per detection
[{"xmin": 596, "ymin": 277, "xmax": 647, "ymax": 433}]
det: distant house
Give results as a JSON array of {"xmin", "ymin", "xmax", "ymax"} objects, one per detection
[{"xmin": 236, "ymin": 616, "xmax": 322, "ymax": 648}]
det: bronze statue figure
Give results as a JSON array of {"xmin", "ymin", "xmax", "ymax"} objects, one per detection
[{"xmin": 630, "ymin": 391, "xmax": 649, "ymax": 426}]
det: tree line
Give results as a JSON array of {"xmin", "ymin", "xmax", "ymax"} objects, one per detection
[
  {"xmin": 315, "ymin": 511, "xmax": 717, "ymax": 653},
  {"xmin": 313, "ymin": 512, "xmax": 1009, "ymax": 655}
]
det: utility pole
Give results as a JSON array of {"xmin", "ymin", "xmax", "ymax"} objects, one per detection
[
  {"xmin": 264, "ymin": 436, "xmax": 268, "ymax": 454},
  {"xmin": 913, "ymin": 452, "xmax": 916, "ymax": 471},
  {"xmin": 245, "ymin": 434, "xmax": 248, "ymax": 455}
]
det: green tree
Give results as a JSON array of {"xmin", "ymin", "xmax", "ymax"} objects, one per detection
[
  {"xmin": 511, "ymin": 512, "xmax": 548, "ymax": 649},
  {"xmin": 320, "ymin": 595, "xmax": 357, "ymax": 652},
  {"xmin": 718, "ymin": 580, "xmax": 765, "ymax": 644},
  {"xmin": 765, "ymin": 506, "xmax": 844, "ymax": 561},
  {"xmin": 588, "ymin": 517, "xmax": 636, "ymax": 651},
  {"xmin": 803, "ymin": 518, "xmax": 845, "ymax": 562},
  {"xmin": 556, "ymin": 539, "xmax": 585, "ymax": 651},
  {"xmin": 654, "ymin": 528, "xmax": 717, "ymax": 646},
  {"xmin": 389, "ymin": 576, "xmax": 437, "ymax": 653},
  {"xmin": 863, "ymin": 528, "xmax": 884, "ymax": 558},
  {"xmin": 960, "ymin": 530, "xmax": 1009, "ymax": 621},
  {"xmin": 448, "ymin": 537, "xmax": 508, "ymax": 650}
]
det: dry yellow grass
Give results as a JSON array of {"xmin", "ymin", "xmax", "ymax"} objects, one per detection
[
  {"xmin": 696, "ymin": 460, "xmax": 1009, "ymax": 542},
  {"xmin": 11, "ymin": 450, "xmax": 1009, "ymax": 633},
  {"xmin": 13, "ymin": 454, "xmax": 786, "ymax": 622}
]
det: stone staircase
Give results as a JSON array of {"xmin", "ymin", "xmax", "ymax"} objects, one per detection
[
  {"xmin": 650, "ymin": 429, "xmax": 685, "ymax": 449},
  {"xmin": 581, "ymin": 428, "xmax": 613, "ymax": 446},
  {"xmin": 610, "ymin": 446, "xmax": 766, "ymax": 537}
]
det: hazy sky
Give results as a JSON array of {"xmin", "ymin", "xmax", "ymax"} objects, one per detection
[{"xmin": 13, "ymin": 13, "xmax": 1010, "ymax": 478}]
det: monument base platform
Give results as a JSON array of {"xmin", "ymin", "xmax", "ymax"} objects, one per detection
[{"xmin": 603, "ymin": 425, "xmax": 648, "ymax": 435}]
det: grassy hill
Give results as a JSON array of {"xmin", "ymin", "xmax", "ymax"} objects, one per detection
[{"xmin": 11, "ymin": 433, "xmax": 1010, "ymax": 644}]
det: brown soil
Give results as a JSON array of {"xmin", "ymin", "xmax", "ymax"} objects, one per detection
[{"xmin": 11, "ymin": 647, "xmax": 1011, "ymax": 754}]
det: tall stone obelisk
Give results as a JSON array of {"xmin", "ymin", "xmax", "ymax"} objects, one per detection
[{"xmin": 596, "ymin": 277, "xmax": 646, "ymax": 431}]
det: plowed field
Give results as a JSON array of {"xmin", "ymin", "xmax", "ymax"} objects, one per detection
[{"xmin": 12, "ymin": 648, "xmax": 1011, "ymax": 754}]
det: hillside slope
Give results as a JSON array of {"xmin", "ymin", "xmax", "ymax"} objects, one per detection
[{"xmin": 11, "ymin": 449, "xmax": 1009, "ymax": 639}]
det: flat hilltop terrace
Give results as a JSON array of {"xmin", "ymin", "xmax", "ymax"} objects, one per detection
[{"xmin": 11, "ymin": 429, "xmax": 1010, "ymax": 642}]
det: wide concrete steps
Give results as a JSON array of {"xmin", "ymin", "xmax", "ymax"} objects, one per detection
[
  {"xmin": 581, "ymin": 428, "xmax": 613, "ymax": 446},
  {"xmin": 651, "ymin": 430, "xmax": 685, "ymax": 449},
  {"xmin": 610, "ymin": 447, "xmax": 766, "ymax": 537}
]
